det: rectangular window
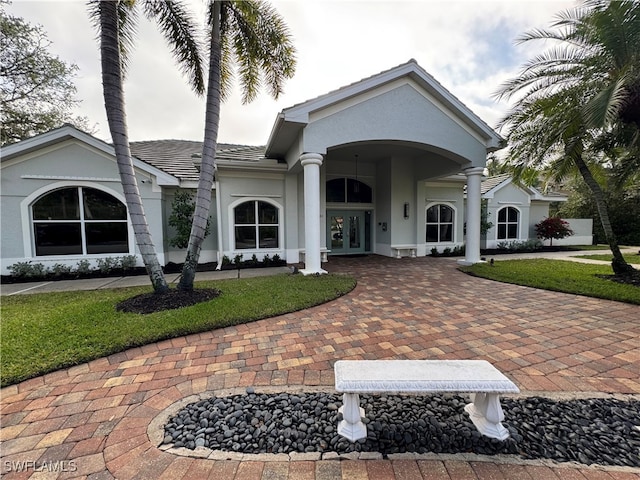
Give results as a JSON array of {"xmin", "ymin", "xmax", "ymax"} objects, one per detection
[
  {"xmin": 258, "ymin": 226, "xmax": 278, "ymax": 248},
  {"xmin": 85, "ymin": 222, "xmax": 128, "ymax": 254},
  {"xmin": 34, "ymin": 223, "xmax": 82, "ymax": 256},
  {"xmin": 235, "ymin": 226, "xmax": 257, "ymax": 249},
  {"xmin": 426, "ymin": 225, "xmax": 439, "ymax": 243},
  {"xmin": 440, "ymin": 224, "xmax": 453, "ymax": 242}
]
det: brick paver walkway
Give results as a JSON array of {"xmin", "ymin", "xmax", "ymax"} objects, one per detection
[{"xmin": 1, "ymin": 255, "xmax": 639, "ymax": 479}]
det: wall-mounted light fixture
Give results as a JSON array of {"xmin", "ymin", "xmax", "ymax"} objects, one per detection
[{"xmin": 403, "ymin": 202, "xmax": 410, "ymax": 219}]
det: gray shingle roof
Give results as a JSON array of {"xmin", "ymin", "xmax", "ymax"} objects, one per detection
[
  {"xmin": 481, "ymin": 174, "xmax": 511, "ymax": 194},
  {"xmin": 129, "ymin": 140, "xmax": 266, "ymax": 182}
]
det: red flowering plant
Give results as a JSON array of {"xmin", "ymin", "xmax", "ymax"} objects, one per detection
[{"xmin": 535, "ymin": 217, "xmax": 574, "ymax": 246}]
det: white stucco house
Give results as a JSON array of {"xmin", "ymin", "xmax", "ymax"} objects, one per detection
[{"xmin": 0, "ymin": 60, "xmax": 585, "ymax": 276}]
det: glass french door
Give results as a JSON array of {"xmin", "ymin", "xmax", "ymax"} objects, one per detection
[{"xmin": 328, "ymin": 210, "xmax": 367, "ymax": 254}]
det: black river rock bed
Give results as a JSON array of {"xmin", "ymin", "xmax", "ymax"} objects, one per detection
[{"xmin": 162, "ymin": 391, "xmax": 640, "ymax": 468}]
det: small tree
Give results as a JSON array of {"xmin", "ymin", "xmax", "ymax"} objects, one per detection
[
  {"xmin": 480, "ymin": 200, "xmax": 493, "ymax": 236},
  {"xmin": 168, "ymin": 191, "xmax": 210, "ymax": 249},
  {"xmin": 535, "ymin": 217, "xmax": 574, "ymax": 246},
  {"xmin": 0, "ymin": 4, "xmax": 91, "ymax": 145}
]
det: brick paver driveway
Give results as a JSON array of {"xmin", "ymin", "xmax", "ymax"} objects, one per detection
[{"xmin": 1, "ymin": 255, "xmax": 639, "ymax": 479}]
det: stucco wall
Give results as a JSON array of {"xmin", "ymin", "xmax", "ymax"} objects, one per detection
[
  {"xmin": 390, "ymin": 157, "xmax": 416, "ymax": 247},
  {"xmin": 375, "ymin": 159, "xmax": 392, "ymax": 254},
  {"xmin": 423, "ymin": 182, "xmax": 465, "ymax": 254},
  {"xmin": 302, "ymin": 84, "xmax": 488, "ymax": 169},
  {"xmin": 528, "ymin": 203, "xmax": 550, "ymax": 238},
  {"xmin": 0, "ymin": 140, "xmax": 165, "ymax": 274},
  {"xmin": 484, "ymin": 183, "xmax": 531, "ymax": 249},
  {"xmin": 217, "ymin": 171, "xmax": 286, "ymax": 263}
]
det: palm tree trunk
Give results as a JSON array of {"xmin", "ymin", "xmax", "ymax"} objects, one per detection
[
  {"xmin": 178, "ymin": 0, "xmax": 222, "ymax": 291},
  {"xmin": 574, "ymin": 154, "xmax": 634, "ymax": 275},
  {"xmin": 98, "ymin": 0, "xmax": 169, "ymax": 294}
]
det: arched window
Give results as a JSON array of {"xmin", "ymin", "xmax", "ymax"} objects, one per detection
[
  {"xmin": 234, "ymin": 200, "xmax": 279, "ymax": 249},
  {"xmin": 497, "ymin": 207, "xmax": 519, "ymax": 240},
  {"xmin": 426, "ymin": 204, "xmax": 454, "ymax": 242},
  {"xmin": 326, "ymin": 178, "xmax": 372, "ymax": 203},
  {"xmin": 32, "ymin": 187, "xmax": 128, "ymax": 256}
]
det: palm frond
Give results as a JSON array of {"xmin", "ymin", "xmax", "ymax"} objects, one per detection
[
  {"xmin": 88, "ymin": 0, "xmax": 138, "ymax": 78},
  {"xmin": 219, "ymin": 0, "xmax": 296, "ymax": 104},
  {"xmin": 583, "ymin": 72, "xmax": 629, "ymax": 128},
  {"xmin": 142, "ymin": 0, "xmax": 205, "ymax": 95}
]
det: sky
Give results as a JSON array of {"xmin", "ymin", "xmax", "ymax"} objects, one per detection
[{"xmin": 8, "ymin": 0, "xmax": 577, "ymax": 146}]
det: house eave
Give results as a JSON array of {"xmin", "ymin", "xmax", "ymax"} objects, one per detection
[
  {"xmin": 1, "ymin": 125, "xmax": 114, "ymax": 163},
  {"xmin": 265, "ymin": 113, "xmax": 305, "ymax": 159},
  {"xmin": 215, "ymin": 159, "xmax": 288, "ymax": 173}
]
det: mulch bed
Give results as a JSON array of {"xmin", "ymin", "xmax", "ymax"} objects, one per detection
[
  {"xmin": 597, "ymin": 271, "xmax": 640, "ymax": 287},
  {"xmin": 116, "ymin": 288, "xmax": 221, "ymax": 314}
]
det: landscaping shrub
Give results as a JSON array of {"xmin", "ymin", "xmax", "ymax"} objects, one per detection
[
  {"xmin": 8, "ymin": 261, "xmax": 47, "ymax": 280},
  {"xmin": 535, "ymin": 217, "xmax": 574, "ymax": 246}
]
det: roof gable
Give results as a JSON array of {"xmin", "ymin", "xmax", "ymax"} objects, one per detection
[
  {"xmin": 1, "ymin": 124, "xmax": 115, "ymax": 161},
  {"xmin": 266, "ymin": 59, "xmax": 503, "ymax": 157},
  {"xmin": 2, "ymin": 125, "xmax": 180, "ymax": 186},
  {"xmin": 481, "ymin": 174, "xmax": 512, "ymax": 195},
  {"xmin": 481, "ymin": 174, "xmax": 567, "ymax": 202}
]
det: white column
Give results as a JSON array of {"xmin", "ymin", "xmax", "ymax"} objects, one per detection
[
  {"xmin": 458, "ymin": 166, "xmax": 484, "ymax": 266},
  {"xmin": 300, "ymin": 153, "xmax": 327, "ymax": 275}
]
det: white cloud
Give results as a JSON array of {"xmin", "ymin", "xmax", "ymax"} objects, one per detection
[{"xmin": 7, "ymin": 0, "xmax": 576, "ymax": 145}]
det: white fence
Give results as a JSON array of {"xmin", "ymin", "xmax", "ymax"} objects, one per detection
[{"xmin": 546, "ymin": 218, "xmax": 593, "ymax": 246}]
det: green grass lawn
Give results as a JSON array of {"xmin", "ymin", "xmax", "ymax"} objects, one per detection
[
  {"xmin": 575, "ymin": 253, "xmax": 640, "ymax": 264},
  {"xmin": 460, "ymin": 259, "xmax": 640, "ymax": 305},
  {"xmin": 0, "ymin": 273, "xmax": 356, "ymax": 387}
]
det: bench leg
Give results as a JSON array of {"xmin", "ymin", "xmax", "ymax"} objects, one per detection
[
  {"xmin": 464, "ymin": 393, "xmax": 511, "ymax": 440},
  {"xmin": 337, "ymin": 393, "xmax": 367, "ymax": 442}
]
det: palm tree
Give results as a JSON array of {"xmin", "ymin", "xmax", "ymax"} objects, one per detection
[
  {"xmin": 89, "ymin": 0, "xmax": 205, "ymax": 293},
  {"xmin": 496, "ymin": 0, "xmax": 639, "ymax": 275},
  {"xmin": 177, "ymin": 0, "xmax": 296, "ymax": 291}
]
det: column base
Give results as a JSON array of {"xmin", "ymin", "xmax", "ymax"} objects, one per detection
[
  {"xmin": 457, "ymin": 258, "xmax": 484, "ymax": 266},
  {"xmin": 300, "ymin": 268, "xmax": 328, "ymax": 276}
]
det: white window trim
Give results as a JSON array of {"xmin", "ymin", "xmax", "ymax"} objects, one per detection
[
  {"xmin": 21, "ymin": 181, "xmax": 134, "ymax": 258},
  {"xmin": 228, "ymin": 197, "xmax": 284, "ymax": 255},
  {"xmin": 496, "ymin": 206, "xmax": 522, "ymax": 241},
  {"xmin": 425, "ymin": 201, "xmax": 457, "ymax": 244}
]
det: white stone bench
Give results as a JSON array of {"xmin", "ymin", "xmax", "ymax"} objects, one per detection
[
  {"xmin": 334, "ymin": 359, "xmax": 520, "ymax": 442},
  {"xmin": 390, "ymin": 245, "xmax": 417, "ymax": 258}
]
